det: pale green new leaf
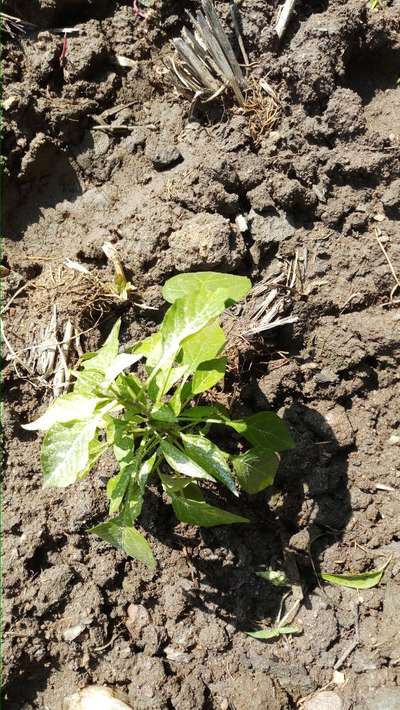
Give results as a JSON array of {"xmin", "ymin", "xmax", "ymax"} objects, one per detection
[
  {"xmin": 103, "ymin": 353, "xmax": 142, "ymax": 388},
  {"xmin": 148, "ymin": 365, "xmax": 187, "ymax": 402},
  {"xmin": 169, "ymin": 380, "xmax": 192, "ymax": 416},
  {"xmin": 320, "ymin": 559, "xmax": 390, "ymax": 589},
  {"xmin": 181, "ymin": 321, "xmax": 226, "ymax": 373},
  {"xmin": 163, "ymin": 272, "xmax": 251, "ymax": 304},
  {"xmin": 256, "ymin": 570, "xmax": 289, "ymax": 587},
  {"xmin": 113, "ymin": 373, "xmax": 144, "ymax": 406},
  {"xmin": 246, "ymin": 626, "xmax": 300, "ymax": 640},
  {"xmin": 132, "ymin": 332, "xmax": 162, "ymax": 368},
  {"xmin": 90, "ymin": 519, "xmax": 156, "ymax": 570},
  {"xmin": 105, "ymin": 416, "xmax": 135, "ymax": 463},
  {"xmin": 150, "ymin": 405, "xmax": 178, "ymax": 424},
  {"xmin": 159, "ymin": 473, "xmax": 201, "ymax": 496},
  {"xmin": 73, "ymin": 368, "xmax": 105, "ymax": 396},
  {"xmin": 169, "ymin": 321, "xmax": 226, "ymax": 410},
  {"xmin": 80, "ymin": 319, "xmax": 121, "ymax": 372},
  {"xmin": 160, "ymin": 440, "xmax": 214, "ymax": 481},
  {"xmin": 229, "ymin": 412, "xmax": 294, "ymax": 452},
  {"xmin": 78, "ymin": 437, "xmax": 108, "ymax": 481},
  {"xmin": 181, "ymin": 433, "xmax": 238, "ymax": 495},
  {"xmin": 41, "ymin": 419, "xmax": 98, "ymax": 488},
  {"xmin": 232, "ymin": 447, "xmax": 279, "ymax": 494},
  {"xmin": 154, "ymin": 287, "xmax": 235, "ymax": 377},
  {"xmin": 23, "ymin": 394, "xmax": 104, "ymax": 431},
  {"xmin": 192, "ymin": 357, "xmax": 227, "ymax": 395}
]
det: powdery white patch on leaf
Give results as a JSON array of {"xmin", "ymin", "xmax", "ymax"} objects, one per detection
[
  {"xmin": 23, "ymin": 394, "xmax": 105, "ymax": 431},
  {"xmin": 41, "ymin": 419, "xmax": 98, "ymax": 488}
]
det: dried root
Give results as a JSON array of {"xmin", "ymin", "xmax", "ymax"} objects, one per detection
[
  {"xmin": 2, "ymin": 246, "xmax": 139, "ymax": 395},
  {"xmin": 237, "ymin": 79, "xmax": 281, "ymax": 145}
]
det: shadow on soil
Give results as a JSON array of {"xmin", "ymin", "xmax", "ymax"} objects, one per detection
[
  {"xmin": 152, "ymin": 399, "xmax": 352, "ymax": 633},
  {"xmin": 4, "ymin": 146, "xmax": 83, "ymax": 242}
]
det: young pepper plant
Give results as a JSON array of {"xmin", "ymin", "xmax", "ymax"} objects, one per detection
[{"xmin": 24, "ymin": 272, "xmax": 294, "ymax": 570}]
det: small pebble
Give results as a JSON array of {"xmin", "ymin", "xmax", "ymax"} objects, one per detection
[{"xmin": 63, "ymin": 624, "xmax": 85, "ymax": 642}]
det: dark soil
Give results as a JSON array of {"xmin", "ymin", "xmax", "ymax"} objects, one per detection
[{"xmin": 3, "ymin": 1, "xmax": 400, "ymax": 708}]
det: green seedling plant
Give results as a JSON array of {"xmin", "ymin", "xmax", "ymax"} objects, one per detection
[{"xmin": 24, "ymin": 272, "xmax": 294, "ymax": 570}]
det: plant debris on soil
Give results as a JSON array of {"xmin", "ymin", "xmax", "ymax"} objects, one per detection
[{"xmin": 3, "ymin": 0, "xmax": 400, "ymax": 709}]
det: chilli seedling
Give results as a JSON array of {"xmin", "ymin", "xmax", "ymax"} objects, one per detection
[{"xmin": 24, "ymin": 272, "xmax": 294, "ymax": 569}]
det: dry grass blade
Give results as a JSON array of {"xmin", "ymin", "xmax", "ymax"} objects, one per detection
[
  {"xmin": 167, "ymin": 0, "xmax": 246, "ymax": 105},
  {"xmin": 275, "ymin": 0, "xmax": 298, "ymax": 40},
  {"xmin": 242, "ymin": 270, "xmax": 298, "ymax": 337},
  {"xmin": 1, "ymin": 11, "xmax": 36, "ymax": 35}
]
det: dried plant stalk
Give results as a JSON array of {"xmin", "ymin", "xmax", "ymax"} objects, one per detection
[{"xmin": 167, "ymin": 0, "xmax": 246, "ymax": 105}]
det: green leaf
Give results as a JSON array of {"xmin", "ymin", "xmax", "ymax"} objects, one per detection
[
  {"xmin": 73, "ymin": 368, "xmax": 105, "ymax": 396},
  {"xmin": 150, "ymin": 405, "xmax": 178, "ymax": 424},
  {"xmin": 191, "ymin": 357, "xmax": 227, "ymax": 395},
  {"xmin": 256, "ymin": 570, "xmax": 289, "ymax": 587},
  {"xmin": 113, "ymin": 373, "xmax": 145, "ymax": 406},
  {"xmin": 103, "ymin": 353, "xmax": 141, "ymax": 388},
  {"xmin": 123, "ymin": 453, "xmax": 157, "ymax": 522},
  {"xmin": 180, "ymin": 321, "xmax": 226, "ymax": 373},
  {"xmin": 105, "ymin": 416, "xmax": 135, "ymax": 463},
  {"xmin": 232, "ymin": 447, "xmax": 279, "ymax": 494},
  {"xmin": 246, "ymin": 626, "xmax": 300, "ymax": 640},
  {"xmin": 41, "ymin": 419, "xmax": 98, "ymax": 488},
  {"xmin": 78, "ymin": 436, "xmax": 108, "ymax": 480},
  {"xmin": 148, "ymin": 365, "xmax": 187, "ymax": 402},
  {"xmin": 132, "ymin": 332, "xmax": 162, "ymax": 369},
  {"xmin": 106, "ymin": 419, "xmax": 138, "ymax": 514},
  {"xmin": 160, "ymin": 440, "xmax": 214, "ymax": 481},
  {"xmin": 107, "ymin": 467, "xmax": 131, "ymax": 515},
  {"xmin": 81, "ymin": 320, "xmax": 121, "ymax": 373},
  {"xmin": 179, "ymin": 404, "xmax": 229, "ymax": 423},
  {"xmin": 154, "ymin": 287, "xmax": 235, "ymax": 377},
  {"xmin": 163, "ymin": 272, "xmax": 251, "ymax": 305},
  {"xmin": 229, "ymin": 412, "xmax": 294, "ymax": 452},
  {"xmin": 320, "ymin": 559, "xmax": 390, "ymax": 589},
  {"xmin": 170, "ymin": 495, "xmax": 249, "ymax": 527},
  {"xmin": 89, "ymin": 519, "xmax": 156, "ymax": 569},
  {"xmin": 23, "ymin": 394, "xmax": 105, "ymax": 431},
  {"xmin": 181, "ymin": 433, "xmax": 238, "ymax": 496}
]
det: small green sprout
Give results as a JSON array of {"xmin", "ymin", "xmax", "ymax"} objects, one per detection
[{"xmin": 24, "ymin": 272, "xmax": 294, "ymax": 569}]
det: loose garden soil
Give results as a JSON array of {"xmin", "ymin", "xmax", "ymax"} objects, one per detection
[{"xmin": 3, "ymin": 1, "xmax": 400, "ymax": 708}]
